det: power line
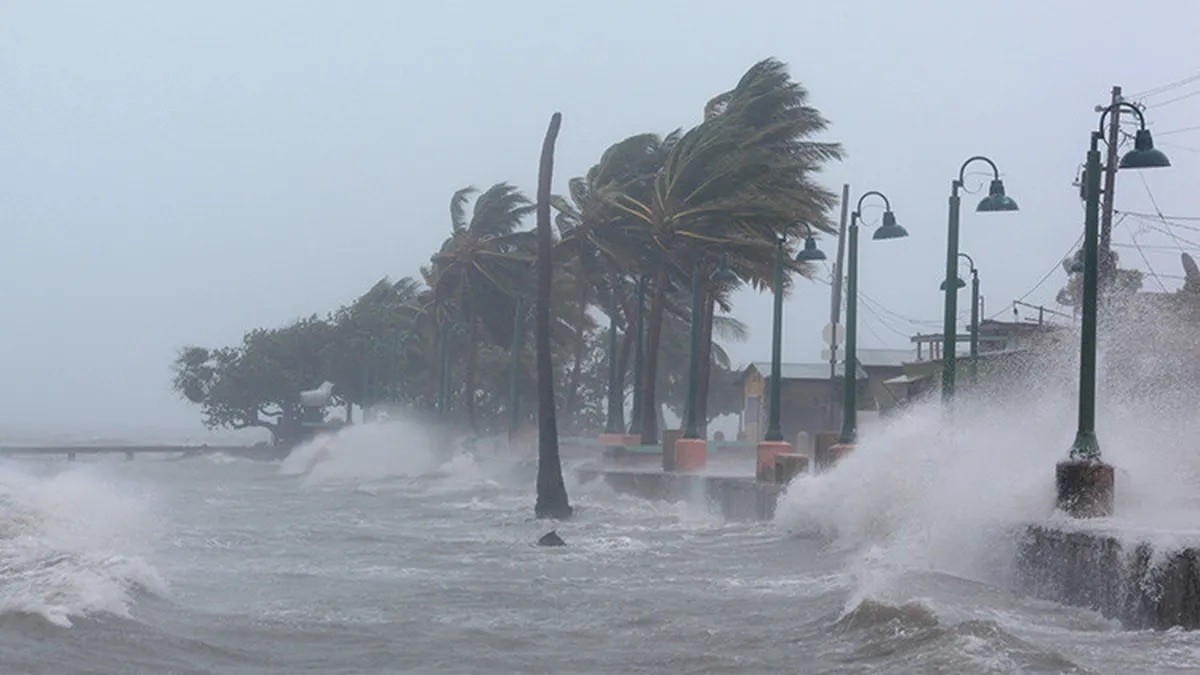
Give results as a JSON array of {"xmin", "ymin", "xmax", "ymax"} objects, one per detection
[
  {"xmin": 990, "ymin": 232, "xmax": 1085, "ymax": 319},
  {"xmin": 1129, "ymin": 233, "xmax": 1170, "ymax": 292},
  {"xmin": 1137, "ymin": 174, "xmax": 1193, "ymax": 254},
  {"xmin": 1128, "ymin": 72, "xmax": 1200, "ymax": 99},
  {"xmin": 1157, "ymin": 124, "xmax": 1200, "ymax": 137},
  {"xmin": 1112, "ymin": 241, "xmax": 1200, "ymax": 253},
  {"xmin": 1116, "ymin": 209, "xmax": 1200, "ymax": 222},
  {"xmin": 1146, "ymin": 89, "xmax": 1200, "ymax": 109}
]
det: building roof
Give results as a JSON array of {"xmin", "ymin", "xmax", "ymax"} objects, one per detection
[
  {"xmin": 746, "ymin": 361, "xmax": 867, "ymax": 381},
  {"xmin": 855, "ymin": 348, "xmax": 913, "ymax": 368}
]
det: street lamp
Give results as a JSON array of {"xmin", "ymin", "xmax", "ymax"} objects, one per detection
[
  {"xmin": 941, "ymin": 156, "xmax": 1018, "ymax": 402},
  {"xmin": 762, "ymin": 232, "xmax": 826, "ymax": 444},
  {"xmin": 674, "ymin": 253, "xmax": 738, "ymax": 472},
  {"xmin": 603, "ymin": 282, "xmax": 625, "ymax": 435},
  {"xmin": 836, "ymin": 191, "xmax": 908, "ymax": 447},
  {"xmin": 683, "ymin": 254, "xmax": 738, "ymax": 441},
  {"xmin": 1058, "ymin": 102, "xmax": 1169, "ymax": 518},
  {"xmin": 627, "ymin": 276, "xmax": 646, "ymax": 436},
  {"xmin": 507, "ymin": 295, "xmax": 525, "ymax": 432},
  {"xmin": 940, "ymin": 253, "xmax": 981, "ymax": 385},
  {"xmin": 437, "ymin": 319, "xmax": 467, "ymax": 418}
]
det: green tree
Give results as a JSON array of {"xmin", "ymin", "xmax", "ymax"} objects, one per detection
[
  {"xmin": 424, "ymin": 183, "xmax": 536, "ymax": 430},
  {"xmin": 172, "ymin": 316, "xmax": 338, "ymax": 445}
]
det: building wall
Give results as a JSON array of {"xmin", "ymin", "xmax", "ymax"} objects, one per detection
[
  {"xmin": 740, "ymin": 369, "xmax": 902, "ymax": 442},
  {"xmin": 741, "ymin": 371, "xmax": 765, "ymax": 441}
]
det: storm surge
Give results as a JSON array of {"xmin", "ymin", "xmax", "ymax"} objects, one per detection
[{"xmin": 0, "ymin": 462, "xmax": 165, "ymax": 627}]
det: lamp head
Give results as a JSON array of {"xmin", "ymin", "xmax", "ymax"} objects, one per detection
[
  {"xmin": 940, "ymin": 277, "xmax": 966, "ymax": 291},
  {"xmin": 977, "ymin": 179, "xmax": 1019, "ymax": 212},
  {"xmin": 794, "ymin": 235, "xmax": 828, "ymax": 261},
  {"xmin": 1119, "ymin": 128, "xmax": 1171, "ymax": 169},
  {"xmin": 710, "ymin": 254, "xmax": 739, "ymax": 284},
  {"xmin": 872, "ymin": 211, "xmax": 909, "ymax": 240}
]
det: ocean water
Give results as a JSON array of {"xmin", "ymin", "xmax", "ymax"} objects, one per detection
[{"xmin": 3, "ymin": 408, "xmax": 1200, "ymax": 675}]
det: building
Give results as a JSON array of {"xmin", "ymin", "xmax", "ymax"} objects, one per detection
[
  {"xmin": 889, "ymin": 318, "xmax": 1071, "ymax": 399},
  {"xmin": 738, "ymin": 348, "xmax": 911, "ymax": 443}
]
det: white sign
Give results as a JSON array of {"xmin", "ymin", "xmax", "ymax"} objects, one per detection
[{"xmin": 822, "ymin": 323, "xmax": 844, "ymax": 346}]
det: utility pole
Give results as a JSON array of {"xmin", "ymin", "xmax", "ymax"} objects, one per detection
[
  {"xmin": 827, "ymin": 183, "xmax": 849, "ymax": 429},
  {"xmin": 1098, "ymin": 85, "xmax": 1122, "ymax": 288}
]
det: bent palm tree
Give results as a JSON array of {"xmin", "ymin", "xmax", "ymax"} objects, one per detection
[
  {"xmin": 424, "ymin": 183, "xmax": 535, "ymax": 430},
  {"xmin": 535, "ymin": 112, "xmax": 572, "ymax": 520}
]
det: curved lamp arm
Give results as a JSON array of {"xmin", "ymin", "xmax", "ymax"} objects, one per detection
[
  {"xmin": 957, "ymin": 155, "xmax": 1001, "ymax": 186},
  {"xmin": 854, "ymin": 190, "xmax": 892, "ymax": 216},
  {"xmin": 1098, "ymin": 101, "xmax": 1148, "ymax": 135},
  {"xmin": 957, "ymin": 252, "xmax": 976, "ymax": 272}
]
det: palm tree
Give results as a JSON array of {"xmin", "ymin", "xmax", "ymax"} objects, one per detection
[
  {"xmin": 552, "ymin": 134, "xmax": 669, "ymax": 433},
  {"xmin": 424, "ymin": 183, "xmax": 536, "ymax": 431},
  {"xmin": 535, "ymin": 112, "xmax": 572, "ymax": 520},
  {"xmin": 607, "ymin": 58, "xmax": 843, "ymax": 443}
]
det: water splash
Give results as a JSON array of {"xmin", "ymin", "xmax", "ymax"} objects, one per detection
[
  {"xmin": 280, "ymin": 418, "xmax": 446, "ymax": 486},
  {"xmin": 0, "ymin": 463, "xmax": 165, "ymax": 627},
  {"xmin": 776, "ymin": 300, "xmax": 1200, "ymax": 588}
]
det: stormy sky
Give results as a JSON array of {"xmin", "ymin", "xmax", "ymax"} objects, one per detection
[{"xmin": 2, "ymin": 1, "xmax": 1198, "ymax": 441}]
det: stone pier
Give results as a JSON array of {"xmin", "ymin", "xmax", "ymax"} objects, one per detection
[{"xmin": 1015, "ymin": 524, "xmax": 1200, "ymax": 630}]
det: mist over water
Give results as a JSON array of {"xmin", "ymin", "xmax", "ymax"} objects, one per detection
[{"xmin": 2, "ymin": 311, "xmax": 1200, "ymax": 672}]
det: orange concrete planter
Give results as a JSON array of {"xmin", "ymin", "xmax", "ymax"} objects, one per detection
[
  {"xmin": 674, "ymin": 438, "xmax": 708, "ymax": 472},
  {"xmin": 597, "ymin": 433, "xmax": 640, "ymax": 447},
  {"xmin": 755, "ymin": 440, "xmax": 791, "ymax": 482},
  {"xmin": 827, "ymin": 442, "xmax": 855, "ymax": 467}
]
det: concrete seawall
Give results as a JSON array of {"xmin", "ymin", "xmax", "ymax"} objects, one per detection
[
  {"xmin": 576, "ymin": 467, "xmax": 781, "ymax": 522},
  {"xmin": 1016, "ymin": 525, "xmax": 1200, "ymax": 630}
]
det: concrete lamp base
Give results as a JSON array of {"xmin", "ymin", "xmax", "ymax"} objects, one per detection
[
  {"xmin": 825, "ymin": 443, "xmax": 855, "ymax": 469},
  {"xmin": 774, "ymin": 453, "xmax": 809, "ymax": 484},
  {"xmin": 756, "ymin": 441, "xmax": 791, "ymax": 482},
  {"xmin": 674, "ymin": 438, "xmax": 708, "ymax": 473},
  {"xmin": 1056, "ymin": 460, "xmax": 1114, "ymax": 518}
]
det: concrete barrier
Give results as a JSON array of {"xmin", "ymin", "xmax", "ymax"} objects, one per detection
[
  {"xmin": 1016, "ymin": 524, "xmax": 1200, "ymax": 629},
  {"xmin": 576, "ymin": 467, "xmax": 780, "ymax": 522}
]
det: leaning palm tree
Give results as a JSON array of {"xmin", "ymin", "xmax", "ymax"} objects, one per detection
[
  {"xmin": 424, "ymin": 182, "xmax": 536, "ymax": 431},
  {"xmin": 551, "ymin": 133, "xmax": 669, "ymax": 432},
  {"xmin": 534, "ymin": 112, "xmax": 572, "ymax": 520},
  {"xmin": 609, "ymin": 58, "xmax": 843, "ymax": 443}
]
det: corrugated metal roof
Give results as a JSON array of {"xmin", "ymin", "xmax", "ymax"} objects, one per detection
[
  {"xmin": 856, "ymin": 348, "xmax": 913, "ymax": 368},
  {"xmin": 747, "ymin": 362, "xmax": 867, "ymax": 381}
]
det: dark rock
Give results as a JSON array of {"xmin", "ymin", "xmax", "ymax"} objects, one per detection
[{"xmin": 537, "ymin": 531, "xmax": 566, "ymax": 547}]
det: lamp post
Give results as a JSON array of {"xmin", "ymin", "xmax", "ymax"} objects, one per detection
[
  {"xmin": 835, "ymin": 191, "xmax": 908, "ymax": 450},
  {"xmin": 941, "ymin": 157, "xmax": 1018, "ymax": 403},
  {"xmin": 437, "ymin": 319, "xmax": 466, "ymax": 419},
  {"xmin": 677, "ymin": 254, "xmax": 738, "ymax": 471},
  {"xmin": 627, "ymin": 276, "xmax": 646, "ymax": 436},
  {"xmin": 603, "ymin": 283, "xmax": 624, "ymax": 435},
  {"xmin": 752, "ymin": 231, "xmax": 827, "ymax": 481},
  {"xmin": 1058, "ymin": 103, "xmax": 1169, "ymax": 518},
  {"xmin": 507, "ymin": 295, "xmax": 524, "ymax": 432},
  {"xmin": 941, "ymin": 253, "xmax": 981, "ymax": 385}
]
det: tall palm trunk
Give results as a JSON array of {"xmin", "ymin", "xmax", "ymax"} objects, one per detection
[
  {"xmin": 563, "ymin": 271, "xmax": 589, "ymax": 433},
  {"xmin": 465, "ymin": 317, "xmax": 478, "ymax": 432},
  {"xmin": 534, "ymin": 112, "xmax": 571, "ymax": 520},
  {"xmin": 639, "ymin": 263, "xmax": 668, "ymax": 444},
  {"xmin": 695, "ymin": 291, "xmax": 716, "ymax": 438},
  {"xmin": 615, "ymin": 316, "xmax": 634, "ymax": 423}
]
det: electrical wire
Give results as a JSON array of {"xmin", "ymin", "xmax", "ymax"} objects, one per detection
[
  {"xmin": 988, "ymin": 232, "xmax": 1085, "ymax": 319},
  {"xmin": 1128, "ymin": 72, "xmax": 1200, "ymax": 99},
  {"xmin": 1116, "ymin": 209, "xmax": 1200, "ymax": 222},
  {"xmin": 1145, "ymin": 89, "xmax": 1200, "ymax": 109},
  {"xmin": 1128, "ymin": 232, "xmax": 1170, "ymax": 292},
  {"xmin": 1157, "ymin": 124, "xmax": 1200, "ymax": 137}
]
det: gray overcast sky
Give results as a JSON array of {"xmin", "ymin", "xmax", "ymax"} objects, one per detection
[{"xmin": 2, "ymin": 1, "xmax": 1198, "ymax": 442}]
